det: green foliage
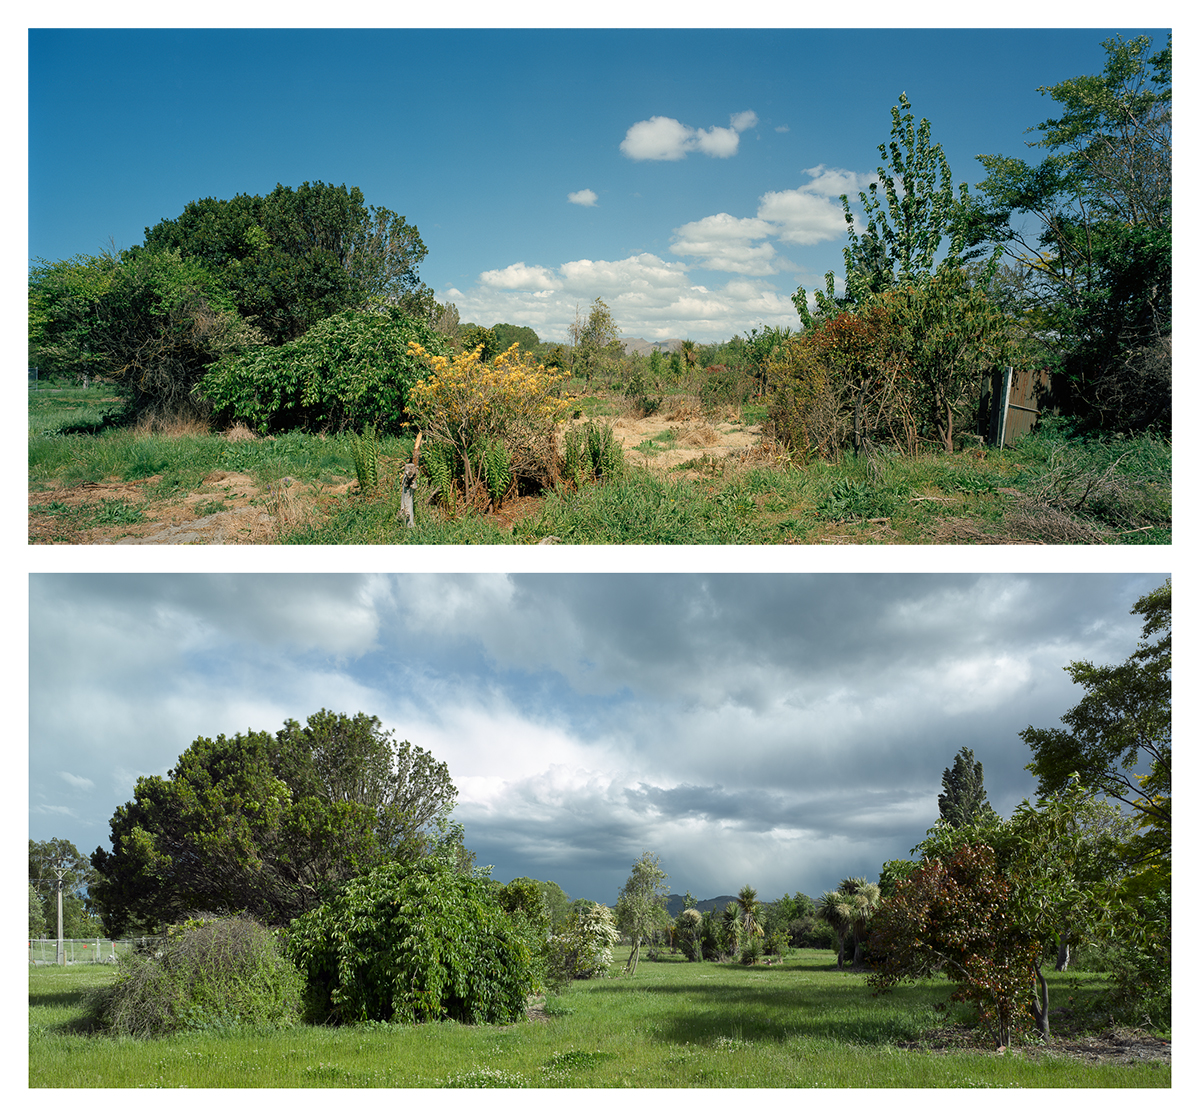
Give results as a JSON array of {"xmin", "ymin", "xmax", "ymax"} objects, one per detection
[
  {"xmin": 142, "ymin": 181, "xmax": 434, "ymax": 345},
  {"xmin": 874, "ymin": 784, "xmax": 1154, "ymax": 1044},
  {"xmin": 460, "ymin": 325, "xmax": 500, "ymax": 363},
  {"xmin": 285, "ymin": 857, "xmax": 535, "ymax": 1025},
  {"xmin": 199, "ymin": 306, "xmax": 448, "ymax": 435},
  {"xmin": 548, "ymin": 902, "xmax": 620, "ymax": 982},
  {"xmin": 86, "ymin": 915, "xmax": 303, "ymax": 1037},
  {"xmin": 561, "ymin": 421, "xmax": 625, "ymax": 488},
  {"xmin": 29, "ymin": 838, "xmax": 102, "ymax": 939},
  {"xmin": 794, "ymin": 92, "xmax": 994, "ymax": 325},
  {"xmin": 91, "ymin": 710, "xmax": 457, "ymax": 935},
  {"xmin": 970, "ymin": 35, "xmax": 1171, "ymax": 429},
  {"xmin": 28, "ymin": 248, "xmax": 262, "ymax": 423},
  {"xmin": 938, "ymin": 747, "xmax": 994, "ymax": 828},
  {"xmin": 1020, "ymin": 579, "xmax": 1170, "ymax": 863},
  {"xmin": 349, "ymin": 424, "xmax": 379, "ymax": 494},
  {"xmin": 615, "ymin": 852, "xmax": 670, "ymax": 975},
  {"xmin": 491, "ymin": 322, "xmax": 540, "ymax": 352},
  {"xmin": 570, "ymin": 298, "xmax": 622, "ymax": 380}
]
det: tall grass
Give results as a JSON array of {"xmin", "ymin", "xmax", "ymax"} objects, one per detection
[{"xmin": 30, "ymin": 951, "xmax": 1169, "ymax": 1088}]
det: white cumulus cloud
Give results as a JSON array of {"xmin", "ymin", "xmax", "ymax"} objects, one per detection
[
  {"xmin": 568, "ymin": 188, "xmax": 598, "ymax": 207},
  {"xmin": 478, "ymin": 262, "xmax": 562, "ymax": 291},
  {"xmin": 670, "ymin": 213, "xmax": 779, "ymax": 275},
  {"xmin": 620, "ymin": 110, "xmax": 757, "ymax": 161}
]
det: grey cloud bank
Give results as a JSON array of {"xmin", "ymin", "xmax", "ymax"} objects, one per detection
[{"xmin": 29, "ymin": 573, "xmax": 1164, "ymax": 906}]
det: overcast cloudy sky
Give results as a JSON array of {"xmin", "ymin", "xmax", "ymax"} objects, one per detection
[
  {"xmin": 29, "ymin": 573, "xmax": 1166, "ymax": 905},
  {"xmin": 26, "ymin": 16, "xmax": 1169, "ymax": 342}
]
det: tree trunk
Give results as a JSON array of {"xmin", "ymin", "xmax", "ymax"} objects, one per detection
[
  {"xmin": 1056, "ymin": 936, "xmax": 1071, "ymax": 972},
  {"xmin": 1030, "ymin": 961, "xmax": 1051, "ymax": 1042}
]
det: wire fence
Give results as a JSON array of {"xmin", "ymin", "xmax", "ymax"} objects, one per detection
[{"xmin": 28, "ymin": 938, "xmax": 164, "ymax": 965}]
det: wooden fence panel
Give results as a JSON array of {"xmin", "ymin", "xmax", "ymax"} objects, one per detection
[{"xmin": 981, "ymin": 367, "xmax": 1051, "ymax": 447}]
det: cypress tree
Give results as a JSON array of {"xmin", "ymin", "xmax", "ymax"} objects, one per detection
[{"xmin": 938, "ymin": 747, "xmax": 993, "ymax": 827}]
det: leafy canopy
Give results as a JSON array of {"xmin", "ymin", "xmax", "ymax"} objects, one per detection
[{"xmin": 91, "ymin": 710, "xmax": 457, "ymax": 936}]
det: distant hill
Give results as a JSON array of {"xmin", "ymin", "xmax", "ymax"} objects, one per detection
[
  {"xmin": 622, "ymin": 337, "xmax": 683, "ymax": 356},
  {"xmin": 664, "ymin": 894, "xmax": 740, "ymax": 918}
]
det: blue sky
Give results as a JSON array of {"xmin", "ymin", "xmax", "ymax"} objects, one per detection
[
  {"xmin": 27, "ymin": 22, "xmax": 1170, "ymax": 343},
  {"xmin": 29, "ymin": 573, "xmax": 1166, "ymax": 906}
]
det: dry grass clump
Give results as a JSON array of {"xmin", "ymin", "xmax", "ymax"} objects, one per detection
[
  {"xmin": 678, "ymin": 424, "xmax": 720, "ymax": 448},
  {"xmin": 133, "ymin": 414, "xmax": 212, "ymax": 438},
  {"xmin": 223, "ymin": 422, "xmax": 259, "ymax": 442}
]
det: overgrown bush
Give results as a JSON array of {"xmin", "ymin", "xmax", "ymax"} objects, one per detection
[
  {"xmin": 86, "ymin": 915, "xmax": 303, "ymax": 1037},
  {"xmin": 407, "ymin": 341, "xmax": 570, "ymax": 508},
  {"xmin": 200, "ymin": 306, "xmax": 447, "ymax": 435},
  {"xmin": 285, "ymin": 857, "xmax": 535, "ymax": 1025}
]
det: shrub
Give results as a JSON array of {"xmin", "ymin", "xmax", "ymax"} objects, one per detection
[
  {"xmin": 199, "ymin": 306, "xmax": 447, "ymax": 435},
  {"xmin": 285, "ymin": 857, "xmax": 535, "ymax": 1025},
  {"xmin": 561, "ymin": 421, "xmax": 625, "ymax": 489},
  {"xmin": 407, "ymin": 341, "xmax": 570, "ymax": 507},
  {"xmin": 547, "ymin": 902, "xmax": 620, "ymax": 983},
  {"xmin": 86, "ymin": 915, "xmax": 304, "ymax": 1037}
]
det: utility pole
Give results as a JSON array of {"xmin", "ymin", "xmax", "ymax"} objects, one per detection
[{"xmin": 51, "ymin": 859, "xmax": 67, "ymax": 965}]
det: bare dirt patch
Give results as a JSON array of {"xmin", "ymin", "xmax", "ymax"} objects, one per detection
[
  {"xmin": 29, "ymin": 471, "xmax": 350, "ymax": 545},
  {"xmin": 600, "ymin": 408, "xmax": 763, "ymax": 474}
]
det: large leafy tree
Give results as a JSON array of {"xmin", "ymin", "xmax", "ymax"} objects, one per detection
[
  {"xmin": 141, "ymin": 181, "xmax": 434, "ymax": 345},
  {"xmin": 938, "ymin": 746, "xmax": 994, "ymax": 828},
  {"xmin": 1020, "ymin": 579, "xmax": 1170, "ymax": 871},
  {"xmin": 614, "ymin": 850, "xmax": 670, "ymax": 975},
  {"xmin": 970, "ymin": 35, "xmax": 1171, "ymax": 429},
  {"xmin": 91, "ymin": 710, "xmax": 457, "ymax": 936}
]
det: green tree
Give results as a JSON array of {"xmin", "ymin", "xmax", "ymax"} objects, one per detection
[
  {"xmin": 614, "ymin": 851, "xmax": 669, "ymax": 975},
  {"xmin": 287, "ymin": 856, "xmax": 534, "ymax": 1025},
  {"xmin": 571, "ymin": 297, "xmax": 621, "ymax": 380},
  {"xmin": 1020, "ymin": 579, "xmax": 1170, "ymax": 869},
  {"xmin": 816, "ymin": 890, "xmax": 855, "ymax": 969},
  {"xmin": 91, "ymin": 710, "xmax": 458, "ymax": 936},
  {"xmin": 549, "ymin": 902, "xmax": 620, "ymax": 981},
  {"xmin": 794, "ymin": 92, "xmax": 996, "ymax": 326},
  {"xmin": 871, "ymin": 267, "xmax": 1016, "ymax": 452},
  {"xmin": 28, "ymin": 248, "xmax": 263, "ymax": 423},
  {"xmin": 28, "ymin": 838, "xmax": 102, "ymax": 940},
  {"xmin": 970, "ymin": 35, "xmax": 1171, "ymax": 429},
  {"xmin": 938, "ymin": 746, "xmax": 994, "ymax": 828},
  {"xmin": 199, "ymin": 304, "xmax": 448, "ymax": 434},
  {"xmin": 873, "ymin": 784, "xmax": 1147, "ymax": 1044},
  {"xmin": 460, "ymin": 324, "xmax": 501, "ymax": 363},
  {"xmin": 141, "ymin": 181, "xmax": 434, "ymax": 345},
  {"xmin": 838, "ymin": 876, "xmax": 882, "ymax": 966},
  {"xmin": 491, "ymin": 323, "xmax": 540, "ymax": 352},
  {"xmin": 29, "ymin": 883, "xmax": 46, "ymax": 938}
]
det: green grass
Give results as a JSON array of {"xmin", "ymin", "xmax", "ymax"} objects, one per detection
[
  {"xmin": 29, "ymin": 386, "xmax": 1170, "ymax": 545},
  {"xmin": 29, "ymin": 952, "xmax": 1169, "ymax": 1088}
]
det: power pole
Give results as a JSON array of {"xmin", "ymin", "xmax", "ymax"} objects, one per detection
[{"xmin": 51, "ymin": 859, "xmax": 67, "ymax": 965}]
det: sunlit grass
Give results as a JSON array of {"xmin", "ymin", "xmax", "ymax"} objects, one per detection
[{"xmin": 29, "ymin": 952, "xmax": 1169, "ymax": 1088}]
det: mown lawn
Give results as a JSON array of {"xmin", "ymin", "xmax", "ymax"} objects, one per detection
[{"xmin": 29, "ymin": 951, "xmax": 1169, "ymax": 1088}]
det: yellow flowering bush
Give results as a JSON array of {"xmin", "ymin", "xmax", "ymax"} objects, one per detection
[{"xmin": 407, "ymin": 342, "xmax": 570, "ymax": 507}]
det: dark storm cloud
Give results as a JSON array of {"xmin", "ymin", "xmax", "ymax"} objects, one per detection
[{"xmin": 29, "ymin": 572, "xmax": 1168, "ymax": 904}]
